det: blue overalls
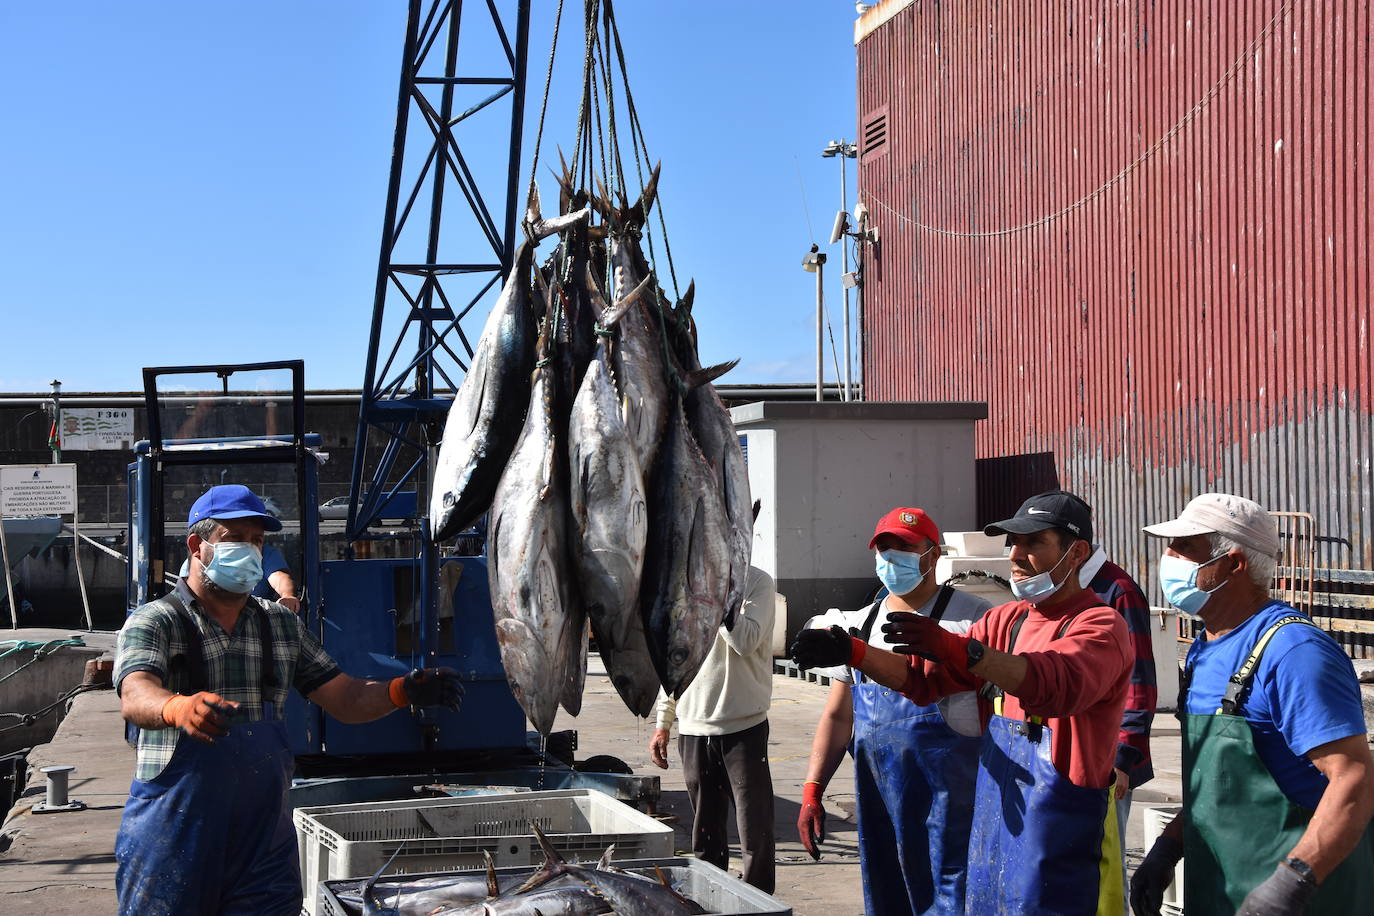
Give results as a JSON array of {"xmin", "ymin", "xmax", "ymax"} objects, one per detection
[
  {"xmin": 964, "ymin": 609, "xmax": 1123, "ymax": 915},
  {"xmin": 850, "ymin": 587, "xmax": 983, "ymax": 915},
  {"xmin": 115, "ymin": 597, "xmax": 302, "ymax": 916}
]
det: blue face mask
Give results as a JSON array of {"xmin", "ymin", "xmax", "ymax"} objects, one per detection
[
  {"xmin": 201, "ymin": 541, "xmax": 263, "ymax": 594},
  {"xmin": 1159, "ymin": 552, "xmax": 1229, "ymax": 616},
  {"xmin": 1010, "ymin": 543, "xmax": 1078, "ymax": 603},
  {"xmin": 875, "ymin": 547, "xmax": 932, "ymax": 596}
]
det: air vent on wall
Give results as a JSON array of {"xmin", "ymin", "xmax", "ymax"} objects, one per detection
[{"xmin": 861, "ymin": 106, "xmax": 888, "ymax": 161}]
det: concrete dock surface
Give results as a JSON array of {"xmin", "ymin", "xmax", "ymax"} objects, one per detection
[{"xmin": 1, "ymin": 656, "xmax": 1185, "ymax": 915}]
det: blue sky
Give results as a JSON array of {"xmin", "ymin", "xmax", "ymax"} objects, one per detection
[{"xmin": 0, "ymin": 2, "xmax": 859, "ymax": 393}]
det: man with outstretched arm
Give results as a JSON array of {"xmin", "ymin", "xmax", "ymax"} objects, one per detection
[
  {"xmin": 114, "ymin": 485, "xmax": 464, "ymax": 916},
  {"xmin": 795, "ymin": 506, "xmax": 990, "ymax": 914},
  {"xmin": 1130, "ymin": 493, "xmax": 1374, "ymax": 915},
  {"xmin": 792, "ymin": 490, "xmax": 1133, "ymax": 915}
]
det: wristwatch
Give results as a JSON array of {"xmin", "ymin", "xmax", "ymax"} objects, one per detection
[
  {"xmin": 1283, "ymin": 856, "xmax": 1317, "ymax": 886},
  {"xmin": 966, "ymin": 638, "xmax": 986, "ymax": 670}
]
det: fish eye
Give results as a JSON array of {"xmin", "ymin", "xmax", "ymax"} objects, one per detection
[
  {"xmin": 443, "ymin": 492, "xmax": 455, "ymax": 508},
  {"xmin": 669, "ymin": 647, "xmax": 688, "ymax": 665}
]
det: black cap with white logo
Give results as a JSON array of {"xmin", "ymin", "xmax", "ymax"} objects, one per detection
[{"xmin": 984, "ymin": 490, "xmax": 1093, "ymax": 543}]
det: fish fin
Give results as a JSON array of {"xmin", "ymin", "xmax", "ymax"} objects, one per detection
[
  {"xmin": 483, "ymin": 850, "xmax": 499, "ymax": 897},
  {"xmin": 539, "ymin": 439, "xmax": 558, "ymax": 499},
  {"xmin": 530, "ymin": 821, "xmax": 564, "ymax": 866},
  {"xmin": 361, "ymin": 839, "xmax": 406, "ymax": 915},
  {"xmin": 581, "ymin": 264, "xmax": 610, "ymax": 314},
  {"xmin": 593, "ymin": 176, "xmax": 615, "ymax": 218},
  {"xmin": 504, "ymin": 822, "xmax": 570, "ymax": 895},
  {"xmin": 677, "ymin": 279, "xmax": 695, "ymax": 314},
  {"xmin": 628, "ymin": 163, "xmax": 662, "ymax": 226},
  {"xmin": 594, "ymin": 272, "xmax": 652, "ymax": 329},
  {"xmin": 684, "ymin": 359, "xmax": 739, "ymax": 389},
  {"xmin": 597, "ymin": 845, "xmax": 616, "ymax": 870},
  {"xmin": 618, "ymin": 273, "xmax": 654, "ymax": 311},
  {"xmin": 529, "ymin": 206, "xmax": 592, "ymax": 241}
]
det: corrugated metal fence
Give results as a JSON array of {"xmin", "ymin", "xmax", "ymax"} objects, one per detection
[{"xmin": 856, "ymin": 0, "xmax": 1373, "ymax": 654}]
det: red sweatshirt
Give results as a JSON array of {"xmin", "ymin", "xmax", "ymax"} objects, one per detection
[{"xmin": 901, "ymin": 588, "xmax": 1132, "ymax": 788}]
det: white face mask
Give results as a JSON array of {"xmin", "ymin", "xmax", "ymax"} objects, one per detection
[{"xmin": 1010, "ymin": 542, "xmax": 1078, "ymax": 603}]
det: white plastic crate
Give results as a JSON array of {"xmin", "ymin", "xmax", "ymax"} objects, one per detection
[
  {"xmin": 294, "ymin": 788, "xmax": 673, "ymax": 915},
  {"xmin": 317, "ymin": 856, "xmax": 791, "ymax": 916},
  {"xmin": 1142, "ymin": 803, "xmax": 1185, "ymax": 915}
]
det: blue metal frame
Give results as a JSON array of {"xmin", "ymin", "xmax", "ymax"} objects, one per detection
[
  {"xmin": 348, "ymin": 0, "xmax": 532, "ymax": 540},
  {"xmin": 126, "ymin": 361, "xmax": 327, "ymax": 754}
]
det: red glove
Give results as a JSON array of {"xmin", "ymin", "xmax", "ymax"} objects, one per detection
[
  {"xmin": 798, "ymin": 781, "xmax": 826, "ymax": 861},
  {"xmin": 881, "ymin": 611, "xmax": 968, "ymax": 667},
  {"xmin": 161, "ymin": 691, "xmax": 235, "ymax": 743}
]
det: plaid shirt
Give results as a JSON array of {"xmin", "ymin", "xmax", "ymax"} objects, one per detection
[
  {"xmin": 1089, "ymin": 559, "xmax": 1158, "ymax": 788},
  {"xmin": 115, "ymin": 579, "xmax": 340, "ymax": 781}
]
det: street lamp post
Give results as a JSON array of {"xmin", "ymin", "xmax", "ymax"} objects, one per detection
[
  {"xmin": 822, "ymin": 140, "xmax": 858, "ymax": 401},
  {"xmin": 801, "ymin": 245, "xmax": 827, "ymax": 402},
  {"xmin": 49, "ymin": 379, "xmax": 61, "ymax": 464}
]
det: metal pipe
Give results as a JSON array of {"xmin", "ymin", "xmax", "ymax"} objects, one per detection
[
  {"xmin": 815, "ymin": 257, "xmax": 825, "ymax": 402},
  {"xmin": 0, "ymin": 385, "xmax": 849, "ymax": 409},
  {"xmin": 840, "ymin": 158, "xmax": 851, "ymax": 402},
  {"xmin": 49, "ymin": 380, "xmax": 61, "ymax": 463},
  {"xmin": 0, "ymin": 523, "xmax": 16, "ymax": 630}
]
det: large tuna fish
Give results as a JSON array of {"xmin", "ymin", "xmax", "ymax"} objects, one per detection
[
  {"xmin": 429, "ymin": 194, "xmax": 592, "ymax": 543},
  {"xmin": 671, "ymin": 284, "xmax": 752, "ymax": 630},
  {"xmin": 520, "ymin": 824, "xmax": 706, "ymax": 916},
  {"xmin": 639, "ymin": 389, "xmax": 734, "ymax": 698},
  {"xmin": 568, "ymin": 280, "xmax": 657, "ymax": 717},
  {"xmin": 591, "ymin": 168, "xmax": 670, "ymax": 473},
  {"xmin": 429, "ymin": 241, "xmax": 537, "ymax": 542},
  {"xmin": 487, "ymin": 322, "xmax": 581, "ymax": 735}
]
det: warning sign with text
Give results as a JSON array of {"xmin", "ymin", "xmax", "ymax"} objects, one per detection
[{"xmin": 1, "ymin": 464, "xmax": 78, "ymax": 516}]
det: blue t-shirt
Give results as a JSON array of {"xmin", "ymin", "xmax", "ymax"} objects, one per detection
[
  {"xmin": 251, "ymin": 545, "xmax": 290, "ymax": 599},
  {"xmin": 1184, "ymin": 601, "xmax": 1366, "ymax": 809}
]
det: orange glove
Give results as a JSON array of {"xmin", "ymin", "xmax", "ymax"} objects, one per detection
[
  {"xmin": 161, "ymin": 691, "xmax": 235, "ymax": 743},
  {"xmin": 798, "ymin": 781, "xmax": 826, "ymax": 861}
]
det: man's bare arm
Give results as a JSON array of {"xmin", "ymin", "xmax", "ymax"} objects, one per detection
[
  {"xmin": 1288, "ymin": 734, "xmax": 1374, "ymax": 880},
  {"xmin": 119, "ymin": 671, "xmax": 177, "ymax": 729},
  {"xmin": 804, "ymin": 682, "xmax": 856, "ymax": 786},
  {"xmin": 268, "ymin": 570, "xmax": 300, "ymax": 611},
  {"xmin": 852, "ymin": 645, "xmax": 915, "ymax": 690},
  {"xmin": 307, "ymin": 672, "xmax": 400, "ymax": 724}
]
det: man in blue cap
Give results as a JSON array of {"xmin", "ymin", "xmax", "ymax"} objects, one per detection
[{"xmin": 113, "ymin": 484, "xmax": 463, "ymax": 916}]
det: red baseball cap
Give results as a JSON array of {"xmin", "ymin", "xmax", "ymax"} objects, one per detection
[{"xmin": 868, "ymin": 507, "xmax": 942, "ymax": 551}]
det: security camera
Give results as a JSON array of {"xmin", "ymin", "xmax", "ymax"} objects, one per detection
[{"xmin": 829, "ymin": 209, "xmax": 849, "ymax": 245}]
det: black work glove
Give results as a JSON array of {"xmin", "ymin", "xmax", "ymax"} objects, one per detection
[
  {"xmin": 1235, "ymin": 861, "xmax": 1316, "ymax": 916},
  {"xmin": 790, "ymin": 625, "xmax": 853, "ymax": 670},
  {"xmin": 1129, "ymin": 834, "xmax": 1183, "ymax": 916},
  {"xmin": 401, "ymin": 667, "xmax": 464, "ymax": 710}
]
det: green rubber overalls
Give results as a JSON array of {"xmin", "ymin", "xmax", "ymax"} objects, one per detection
[{"xmin": 1181, "ymin": 614, "xmax": 1374, "ymax": 914}]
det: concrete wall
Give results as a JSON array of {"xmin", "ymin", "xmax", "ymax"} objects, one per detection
[
  {"xmin": 0, "ymin": 642, "xmax": 105, "ymax": 757},
  {"xmin": 732, "ymin": 401, "xmax": 985, "ymax": 637}
]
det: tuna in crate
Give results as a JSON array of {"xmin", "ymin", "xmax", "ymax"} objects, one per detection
[
  {"xmin": 293, "ymin": 789, "xmax": 673, "ymax": 915},
  {"xmin": 318, "ymin": 855, "xmax": 793, "ymax": 916}
]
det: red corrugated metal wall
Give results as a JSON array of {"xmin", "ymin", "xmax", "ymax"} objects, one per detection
[{"xmin": 856, "ymin": 0, "xmax": 1373, "ymax": 650}]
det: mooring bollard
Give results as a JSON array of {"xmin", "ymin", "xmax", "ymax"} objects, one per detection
[{"xmin": 32, "ymin": 764, "xmax": 86, "ymax": 813}]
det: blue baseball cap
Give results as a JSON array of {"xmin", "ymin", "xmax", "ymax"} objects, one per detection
[{"xmin": 187, "ymin": 485, "xmax": 283, "ymax": 532}]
